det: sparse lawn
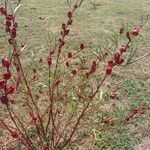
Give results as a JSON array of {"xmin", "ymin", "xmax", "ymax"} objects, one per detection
[{"xmin": 0, "ymin": 0, "xmax": 150, "ymax": 149}]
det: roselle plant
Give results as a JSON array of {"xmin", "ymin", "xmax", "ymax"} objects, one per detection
[{"xmin": 0, "ymin": 0, "xmax": 149, "ymax": 150}]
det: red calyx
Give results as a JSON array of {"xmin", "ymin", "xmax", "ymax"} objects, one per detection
[
  {"xmin": 11, "ymin": 27, "xmax": 17, "ymax": 38},
  {"xmin": 62, "ymin": 23, "xmax": 66, "ymax": 30},
  {"xmin": 47, "ymin": 57, "xmax": 52, "ymax": 66},
  {"xmin": 110, "ymin": 91, "xmax": 117, "ymax": 99},
  {"xmin": 107, "ymin": 60, "xmax": 114, "ymax": 67},
  {"xmin": 6, "ymin": 20, "xmax": 11, "ymax": 27},
  {"xmin": 3, "ymin": 72, "xmax": 11, "ymax": 80},
  {"xmin": 0, "ymin": 80, "xmax": 7, "ymax": 89},
  {"xmin": 74, "ymin": 4, "xmax": 78, "ymax": 9},
  {"xmin": 105, "ymin": 66, "xmax": 112, "ymax": 75},
  {"xmin": 65, "ymin": 29, "xmax": 70, "ymax": 36},
  {"xmin": 7, "ymin": 86, "xmax": 15, "ymax": 94},
  {"xmin": 10, "ymin": 131, "xmax": 19, "ymax": 139},
  {"xmin": 72, "ymin": 69, "xmax": 77, "ymax": 76},
  {"xmin": 67, "ymin": 19, "xmax": 73, "ymax": 25},
  {"xmin": 0, "ymin": 96, "xmax": 9, "ymax": 104},
  {"xmin": 89, "ymin": 61, "xmax": 97, "ymax": 74},
  {"xmin": 6, "ymin": 14, "xmax": 14, "ymax": 20},
  {"xmin": 132, "ymin": 108, "xmax": 139, "ymax": 115},
  {"xmin": 80, "ymin": 43, "xmax": 85, "ymax": 50},
  {"xmin": 67, "ymin": 52, "xmax": 73, "ymax": 58},
  {"xmin": 0, "ymin": 6, "xmax": 6, "ymax": 15},
  {"xmin": 119, "ymin": 45, "xmax": 127, "ymax": 53},
  {"xmin": 114, "ymin": 53, "xmax": 124, "ymax": 64},
  {"xmin": 67, "ymin": 11, "xmax": 72, "ymax": 18},
  {"xmin": 2, "ymin": 58, "xmax": 10, "ymax": 68},
  {"xmin": 114, "ymin": 53, "xmax": 120, "ymax": 63},
  {"xmin": 131, "ymin": 27, "xmax": 139, "ymax": 36},
  {"xmin": 65, "ymin": 61, "xmax": 70, "ymax": 67}
]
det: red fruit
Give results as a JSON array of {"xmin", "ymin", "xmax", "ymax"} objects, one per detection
[
  {"xmin": 131, "ymin": 27, "xmax": 139, "ymax": 36},
  {"xmin": 11, "ymin": 27, "xmax": 16, "ymax": 38},
  {"xmin": 89, "ymin": 61, "xmax": 97, "ymax": 74},
  {"xmin": 11, "ymin": 131, "xmax": 19, "ymax": 139},
  {"xmin": 67, "ymin": 19, "xmax": 73, "ymax": 25},
  {"xmin": 5, "ymin": 26, "xmax": 11, "ymax": 32},
  {"xmin": 132, "ymin": 108, "xmax": 138, "ymax": 115},
  {"xmin": 119, "ymin": 58, "xmax": 124, "ymax": 64},
  {"xmin": 3, "ymin": 72, "xmax": 11, "ymax": 80},
  {"xmin": 92, "ymin": 61, "xmax": 96, "ymax": 68},
  {"xmin": 72, "ymin": 69, "xmax": 77, "ymax": 76},
  {"xmin": 74, "ymin": 4, "xmax": 78, "ymax": 9},
  {"xmin": 2, "ymin": 58, "xmax": 10, "ymax": 68},
  {"xmin": 67, "ymin": 52, "xmax": 73, "ymax": 58},
  {"xmin": 107, "ymin": 60, "xmax": 114, "ymax": 67},
  {"xmin": 68, "ymin": 11, "xmax": 72, "ymax": 18},
  {"xmin": 65, "ymin": 29, "xmax": 70, "ymax": 35},
  {"xmin": 0, "ymin": 7, "xmax": 6, "ymax": 15},
  {"xmin": 0, "ymin": 80, "xmax": 6, "ymax": 89},
  {"xmin": 7, "ymin": 86, "xmax": 15, "ymax": 94},
  {"xmin": 6, "ymin": 14, "xmax": 14, "ymax": 20},
  {"xmin": 139, "ymin": 109, "xmax": 145, "ymax": 115},
  {"xmin": 80, "ymin": 43, "xmax": 85, "ymax": 50},
  {"xmin": 60, "ymin": 31, "xmax": 64, "ymax": 35},
  {"xmin": 105, "ymin": 66, "xmax": 112, "ymax": 75},
  {"xmin": 114, "ymin": 53, "xmax": 124, "ymax": 65},
  {"xmin": 62, "ymin": 23, "xmax": 66, "ymax": 30},
  {"xmin": 0, "ymin": 96, "xmax": 9, "ymax": 104},
  {"xmin": 110, "ymin": 91, "xmax": 117, "ymax": 99},
  {"xmin": 68, "ymin": 19, "xmax": 73, "ymax": 25},
  {"xmin": 13, "ymin": 22, "xmax": 18, "ymax": 28},
  {"xmin": 114, "ymin": 53, "xmax": 120, "ymax": 63},
  {"xmin": 119, "ymin": 45, "xmax": 127, "ymax": 53},
  {"xmin": 65, "ymin": 61, "xmax": 70, "ymax": 67},
  {"xmin": 47, "ymin": 57, "xmax": 52, "ymax": 66},
  {"xmin": 6, "ymin": 20, "xmax": 11, "ymax": 27}
]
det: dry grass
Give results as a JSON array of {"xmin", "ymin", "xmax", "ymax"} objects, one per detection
[{"xmin": 0, "ymin": 0, "xmax": 150, "ymax": 149}]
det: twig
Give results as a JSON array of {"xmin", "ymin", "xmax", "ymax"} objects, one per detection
[{"xmin": 128, "ymin": 51, "xmax": 150, "ymax": 64}]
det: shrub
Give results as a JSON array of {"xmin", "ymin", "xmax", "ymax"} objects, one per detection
[{"xmin": 0, "ymin": 0, "xmax": 148, "ymax": 149}]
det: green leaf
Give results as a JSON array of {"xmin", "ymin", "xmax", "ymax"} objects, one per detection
[
  {"xmin": 66, "ymin": 0, "xmax": 71, "ymax": 6},
  {"xmin": 78, "ymin": 0, "xmax": 84, "ymax": 7},
  {"xmin": 13, "ymin": 4, "xmax": 22, "ymax": 15},
  {"xmin": 125, "ymin": 48, "xmax": 138, "ymax": 65}
]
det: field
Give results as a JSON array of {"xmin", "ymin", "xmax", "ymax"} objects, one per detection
[{"xmin": 0, "ymin": 0, "xmax": 150, "ymax": 149}]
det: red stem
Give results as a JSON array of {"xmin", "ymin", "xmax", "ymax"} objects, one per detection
[{"xmin": 60, "ymin": 75, "xmax": 107, "ymax": 149}]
